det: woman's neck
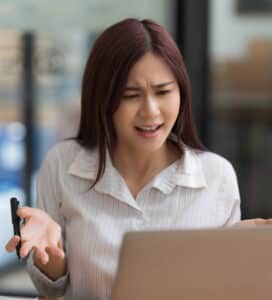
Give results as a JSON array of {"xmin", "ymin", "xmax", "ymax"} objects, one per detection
[{"xmin": 112, "ymin": 142, "xmax": 180, "ymax": 186}]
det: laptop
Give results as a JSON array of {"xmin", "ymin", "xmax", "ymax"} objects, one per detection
[{"xmin": 111, "ymin": 227, "xmax": 272, "ymax": 300}]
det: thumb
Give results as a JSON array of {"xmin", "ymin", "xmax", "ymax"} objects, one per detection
[{"xmin": 17, "ymin": 207, "xmax": 36, "ymax": 221}]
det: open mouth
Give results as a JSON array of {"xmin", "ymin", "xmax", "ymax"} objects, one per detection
[{"xmin": 135, "ymin": 124, "xmax": 163, "ymax": 133}]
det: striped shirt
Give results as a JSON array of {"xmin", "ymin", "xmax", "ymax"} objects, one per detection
[{"xmin": 27, "ymin": 140, "xmax": 241, "ymax": 300}]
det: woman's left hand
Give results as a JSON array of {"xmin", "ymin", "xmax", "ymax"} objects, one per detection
[{"xmin": 234, "ymin": 218, "xmax": 272, "ymax": 227}]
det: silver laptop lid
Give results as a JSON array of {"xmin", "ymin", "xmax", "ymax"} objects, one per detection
[{"xmin": 112, "ymin": 227, "xmax": 272, "ymax": 300}]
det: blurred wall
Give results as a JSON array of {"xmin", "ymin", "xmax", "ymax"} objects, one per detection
[{"xmin": 210, "ymin": 0, "xmax": 272, "ymax": 60}]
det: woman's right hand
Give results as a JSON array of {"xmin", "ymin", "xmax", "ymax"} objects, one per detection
[{"xmin": 5, "ymin": 207, "xmax": 67, "ymax": 280}]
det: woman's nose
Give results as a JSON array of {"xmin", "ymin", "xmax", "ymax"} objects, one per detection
[{"xmin": 138, "ymin": 97, "xmax": 160, "ymax": 118}]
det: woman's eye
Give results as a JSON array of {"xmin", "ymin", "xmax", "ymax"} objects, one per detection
[
  {"xmin": 123, "ymin": 94, "xmax": 140, "ymax": 99},
  {"xmin": 157, "ymin": 90, "xmax": 171, "ymax": 95}
]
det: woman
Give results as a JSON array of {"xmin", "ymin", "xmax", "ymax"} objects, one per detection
[{"xmin": 5, "ymin": 18, "xmax": 271, "ymax": 300}]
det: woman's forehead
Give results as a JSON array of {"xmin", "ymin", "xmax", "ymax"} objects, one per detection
[{"xmin": 126, "ymin": 53, "xmax": 177, "ymax": 87}]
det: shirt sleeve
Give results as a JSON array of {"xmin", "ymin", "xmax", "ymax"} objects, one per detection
[
  {"xmin": 26, "ymin": 251, "xmax": 68, "ymax": 297},
  {"xmin": 218, "ymin": 159, "xmax": 241, "ymax": 227},
  {"xmin": 26, "ymin": 146, "xmax": 69, "ymax": 297}
]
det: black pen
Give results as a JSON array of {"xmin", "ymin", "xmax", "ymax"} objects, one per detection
[{"xmin": 10, "ymin": 197, "xmax": 22, "ymax": 259}]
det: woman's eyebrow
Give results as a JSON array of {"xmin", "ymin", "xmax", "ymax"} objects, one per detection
[
  {"xmin": 125, "ymin": 81, "xmax": 174, "ymax": 91},
  {"xmin": 153, "ymin": 81, "xmax": 174, "ymax": 88}
]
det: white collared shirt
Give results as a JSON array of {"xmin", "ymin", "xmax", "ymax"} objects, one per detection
[{"xmin": 27, "ymin": 140, "xmax": 240, "ymax": 300}]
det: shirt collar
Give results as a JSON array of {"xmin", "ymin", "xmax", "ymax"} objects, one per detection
[
  {"xmin": 151, "ymin": 146, "xmax": 207, "ymax": 194},
  {"xmin": 68, "ymin": 144, "xmax": 207, "ymax": 207},
  {"xmin": 68, "ymin": 147, "xmax": 142, "ymax": 211}
]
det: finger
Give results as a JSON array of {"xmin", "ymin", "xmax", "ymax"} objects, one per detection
[
  {"xmin": 241, "ymin": 218, "xmax": 264, "ymax": 225},
  {"xmin": 33, "ymin": 247, "xmax": 49, "ymax": 265},
  {"xmin": 46, "ymin": 245, "xmax": 65, "ymax": 260},
  {"xmin": 5, "ymin": 236, "xmax": 20, "ymax": 252},
  {"xmin": 252, "ymin": 218, "xmax": 272, "ymax": 225},
  {"xmin": 17, "ymin": 207, "xmax": 39, "ymax": 219},
  {"xmin": 252, "ymin": 218, "xmax": 266, "ymax": 225},
  {"xmin": 20, "ymin": 241, "xmax": 34, "ymax": 258},
  {"xmin": 241, "ymin": 218, "xmax": 272, "ymax": 226}
]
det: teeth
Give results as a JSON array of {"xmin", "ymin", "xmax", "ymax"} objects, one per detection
[
  {"xmin": 140, "ymin": 128, "xmax": 156, "ymax": 132},
  {"xmin": 137, "ymin": 125, "xmax": 160, "ymax": 132}
]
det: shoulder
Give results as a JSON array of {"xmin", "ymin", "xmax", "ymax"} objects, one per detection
[
  {"xmin": 193, "ymin": 149, "xmax": 238, "ymax": 184},
  {"xmin": 40, "ymin": 139, "xmax": 83, "ymax": 172},
  {"xmin": 198, "ymin": 150, "xmax": 235, "ymax": 173}
]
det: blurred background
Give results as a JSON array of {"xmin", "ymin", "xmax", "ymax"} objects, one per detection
[{"xmin": 0, "ymin": 0, "xmax": 271, "ymax": 297}]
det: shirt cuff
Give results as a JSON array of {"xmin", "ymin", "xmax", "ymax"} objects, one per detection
[{"xmin": 26, "ymin": 251, "xmax": 68, "ymax": 297}]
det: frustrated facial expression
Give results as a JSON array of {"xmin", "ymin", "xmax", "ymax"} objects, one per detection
[{"xmin": 113, "ymin": 52, "xmax": 180, "ymax": 154}]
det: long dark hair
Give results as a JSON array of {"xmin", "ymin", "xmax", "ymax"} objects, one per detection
[{"xmin": 76, "ymin": 18, "xmax": 205, "ymax": 186}]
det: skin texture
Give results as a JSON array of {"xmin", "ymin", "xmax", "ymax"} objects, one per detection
[
  {"xmin": 113, "ymin": 52, "xmax": 180, "ymax": 156},
  {"xmin": 112, "ymin": 52, "xmax": 181, "ymax": 197}
]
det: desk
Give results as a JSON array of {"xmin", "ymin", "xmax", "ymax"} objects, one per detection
[
  {"xmin": 0, "ymin": 298, "xmax": 61, "ymax": 300},
  {"xmin": 0, "ymin": 297, "xmax": 38, "ymax": 300}
]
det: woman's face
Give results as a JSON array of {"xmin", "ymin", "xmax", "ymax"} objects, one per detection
[{"xmin": 113, "ymin": 52, "xmax": 180, "ymax": 154}]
